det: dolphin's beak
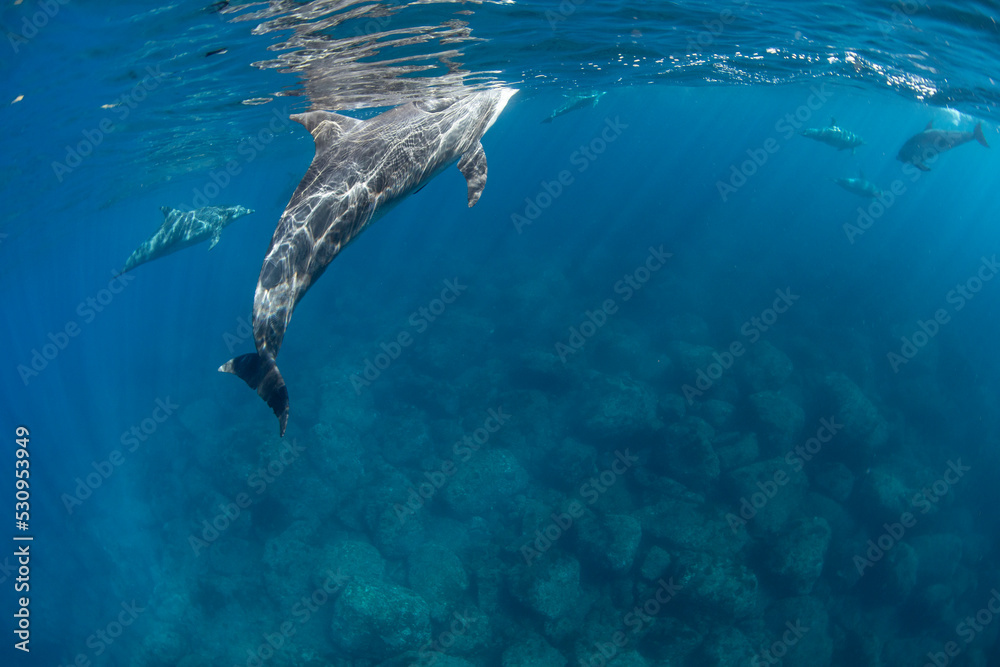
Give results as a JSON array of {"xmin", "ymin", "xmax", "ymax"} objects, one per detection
[
  {"xmin": 498, "ymin": 87, "xmax": 518, "ymax": 109},
  {"xmin": 485, "ymin": 88, "xmax": 518, "ymax": 132}
]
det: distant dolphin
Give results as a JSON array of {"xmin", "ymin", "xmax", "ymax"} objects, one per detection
[
  {"xmin": 118, "ymin": 204, "xmax": 253, "ymax": 275},
  {"xmin": 832, "ymin": 171, "xmax": 882, "ymax": 198},
  {"xmin": 220, "ymin": 88, "xmax": 517, "ymax": 435},
  {"xmin": 896, "ymin": 120, "xmax": 989, "ymax": 171},
  {"xmin": 542, "ymin": 91, "xmax": 605, "ymax": 123},
  {"xmin": 800, "ymin": 118, "xmax": 864, "ymax": 153}
]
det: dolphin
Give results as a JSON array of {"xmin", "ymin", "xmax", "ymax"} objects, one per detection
[
  {"xmin": 118, "ymin": 204, "xmax": 253, "ymax": 275},
  {"xmin": 542, "ymin": 91, "xmax": 605, "ymax": 123},
  {"xmin": 896, "ymin": 120, "xmax": 989, "ymax": 171},
  {"xmin": 832, "ymin": 171, "xmax": 882, "ymax": 198},
  {"xmin": 800, "ymin": 118, "xmax": 864, "ymax": 153},
  {"xmin": 220, "ymin": 88, "xmax": 517, "ymax": 435}
]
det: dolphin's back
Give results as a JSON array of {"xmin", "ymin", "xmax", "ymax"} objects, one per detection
[{"xmin": 263, "ymin": 99, "xmax": 490, "ymax": 312}]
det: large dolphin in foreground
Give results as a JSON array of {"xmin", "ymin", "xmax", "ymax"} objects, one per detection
[
  {"xmin": 118, "ymin": 205, "xmax": 253, "ymax": 275},
  {"xmin": 896, "ymin": 120, "xmax": 989, "ymax": 171},
  {"xmin": 800, "ymin": 118, "xmax": 864, "ymax": 153},
  {"xmin": 220, "ymin": 88, "xmax": 517, "ymax": 435}
]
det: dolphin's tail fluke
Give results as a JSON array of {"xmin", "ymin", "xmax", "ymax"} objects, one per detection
[
  {"xmin": 974, "ymin": 122, "xmax": 990, "ymax": 148},
  {"xmin": 219, "ymin": 353, "xmax": 289, "ymax": 436}
]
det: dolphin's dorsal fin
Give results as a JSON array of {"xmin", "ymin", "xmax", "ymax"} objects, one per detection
[
  {"xmin": 155, "ymin": 206, "xmax": 179, "ymax": 232},
  {"xmin": 830, "ymin": 117, "xmax": 837, "ymax": 127},
  {"xmin": 925, "ymin": 121, "xmax": 934, "ymax": 130},
  {"xmin": 291, "ymin": 111, "xmax": 362, "ymax": 150},
  {"xmin": 457, "ymin": 141, "xmax": 488, "ymax": 207}
]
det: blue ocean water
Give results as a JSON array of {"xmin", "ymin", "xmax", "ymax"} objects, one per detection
[{"xmin": 2, "ymin": 1, "xmax": 1000, "ymax": 665}]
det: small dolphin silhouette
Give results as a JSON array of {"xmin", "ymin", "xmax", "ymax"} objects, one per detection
[
  {"xmin": 118, "ymin": 204, "xmax": 253, "ymax": 276},
  {"xmin": 542, "ymin": 91, "xmax": 605, "ymax": 123},
  {"xmin": 800, "ymin": 118, "xmax": 865, "ymax": 154},
  {"xmin": 832, "ymin": 171, "xmax": 882, "ymax": 198}
]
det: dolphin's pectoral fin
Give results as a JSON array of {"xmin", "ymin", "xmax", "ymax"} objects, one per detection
[
  {"xmin": 209, "ymin": 233, "xmax": 221, "ymax": 250},
  {"xmin": 916, "ymin": 161, "xmax": 931, "ymax": 172},
  {"xmin": 458, "ymin": 142, "xmax": 488, "ymax": 207},
  {"xmin": 974, "ymin": 122, "xmax": 989, "ymax": 148},
  {"xmin": 291, "ymin": 111, "xmax": 362, "ymax": 152}
]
